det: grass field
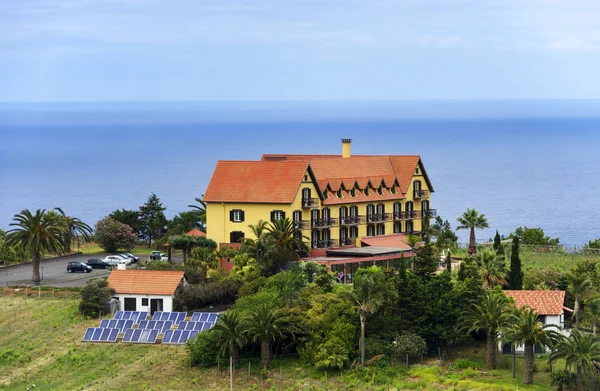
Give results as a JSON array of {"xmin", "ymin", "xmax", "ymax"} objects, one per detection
[{"xmin": 0, "ymin": 294, "xmax": 564, "ymax": 391}]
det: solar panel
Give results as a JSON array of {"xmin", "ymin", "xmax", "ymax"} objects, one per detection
[
  {"xmin": 162, "ymin": 321, "xmax": 173, "ymax": 333},
  {"xmin": 123, "ymin": 328, "xmax": 134, "ymax": 343},
  {"xmin": 199, "ymin": 313, "xmax": 208, "ymax": 322},
  {"xmin": 165, "ymin": 312, "xmax": 175, "ymax": 322},
  {"xmin": 92, "ymin": 328, "xmax": 103, "ymax": 342},
  {"xmin": 189, "ymin": 330, "xmax": 199, "ymax": 341},
  {"xmin": 130, "ymin": 329, "xmax": 142, "ymax": 342},
  {"xmin": 138, "ymin": 311, "xmax": 148, "ymax": 323},
  {"xmin": 108, "ymin": 320, "xmax": 118, "ymax": 329},
  {"xmin": 114, "ymin": 311, "xmax": 123, "ymax": 320},
  {"xmin": 148, "ymin": 320, "xmax": 157, "ymax": 330},
  {"xmin": 124, "ymin": 320, "xmax": 134, "ymax": 331},
  {"xmin": 152, "ymin": 311, "xmax": 163, "ymax": 321},
  {"xmin": 99, "ymin": 319, "xmax": 110, "ymax": 328},
  {"xmin": 148, "ymin": 329, "xmax": 159, "ymax": 343},
  {"xmin": 83, "ymin": 328, "xmax": 95, "ymax": 341},
  {"xmin": 108, "ymin": 328, "xmax": 119, "ymax": 342},
  {"xmin": 139, "ymin": 320, "xmax": 148, "ymax": 329},
  {"xmin": 186, "ymin": 322, "xmax": 196, "ymax": 331},
  {"xmin": 191, "ymin": 313, "xmax": 201, "ymax": 322},
  {"xmin": 176, "ymin": 312, "xmax": 186, "ymax": 324},
  {"xmin": 131, "ymin": 311, "xmax": 140, "ymax": 323},
  {"xmin": 162, "ymin": 329, "xmax": 173, "ymax": 343},
  {"xmin": 116, "ymin": 320, "xmax": 125, "ymax": 331},
  {"xmin": 207, "ymin": 314, "xmax": 217, "ymax": 322},
  {"xmin": 194, "ymin": 322, "xmax": 203, "ymax": 331},
  {"xmin": 172, "ymin": 330, "xmax": 182, "ymax": 344},
  {"xmin": 178, "ymin": 321, "xmax": 187, "ymax": 330},
  {"xmin": 100, "ymin": 328, "xmax": 112, "ymax": 341},
  {"xmin": 201, "ymin": 322, "xmax": 212, "ymax": 331},
  {"xmin": 179, "ymin": 330, "xmax": 191, "ymax": 343},
  {"xmin": 155, "ymin": 320, "xmax": 164, "ymax": 331}
]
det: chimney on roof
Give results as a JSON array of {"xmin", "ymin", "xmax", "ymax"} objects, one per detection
[{"xmin": 341, "ymin": 138, "xmax": 352, "ymax": 158}]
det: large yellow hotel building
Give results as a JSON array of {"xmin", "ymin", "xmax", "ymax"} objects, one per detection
[{"xmin": 203, "ymin": 139, "xmax": 435, "ymax": 251}]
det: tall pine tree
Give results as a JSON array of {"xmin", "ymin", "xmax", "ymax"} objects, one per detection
[
  {"xmin": 508, "ymin": 236, "xmax": 523, "ymax": 290},
  {"xmin": 493, "ymin": 230, "xmax": 504, "ymax": 255},
  {"xmin": 446, "ymin": 250, "xmax": 452, "ymax": 273},
  {"xmin": 139, "ymin": 193, "xmax": 167, "ymax": 247}
]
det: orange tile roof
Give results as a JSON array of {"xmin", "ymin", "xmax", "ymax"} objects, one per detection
[
  {"xmin": 203, "ymin": 160, "xmax": 310, "ymax": 203},
  {"xmin": 360, "ymin": 234, "xmax": 412, "ymax": 251},
  {"xmin": 504, "ymin": 290, "xmax": 566, "ymax": 315},
  {"xmin": 107, "ymin": 270, "xmax": 185, "ymax": 296},
  {"xmin": 185, "ymin": 229, "xmax": 206, "ymax": 237}
]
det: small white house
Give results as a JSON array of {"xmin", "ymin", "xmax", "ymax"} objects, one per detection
[
  {"xmin": 501, "ymin": 290, "xmax": 572, "ymax": 354},
  {"xmin": 107, "ymin": 270, "xmax": 186, "ymax": 315}
]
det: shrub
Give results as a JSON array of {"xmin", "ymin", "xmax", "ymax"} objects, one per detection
[
  {"xmin": 187, "ymin": 330, "xmax": 221, "ymax": 367},
  {"xmin": 174, "ymin": 278, "xmax": 241, "ymax": 310},
  {"xmin": 79, "ymin": 279, "xmax": 115, "ymax": 318},
  {"xmin": 145, "ymin": 260, "xmax": 179, "ymax": 270},
  {"xmin": 454, "ymin": 359, "xmax": 479, "ymax": 370},
  {"xmin": 94, "ymin": 217, "xmax": 136, "ymax": 252},
  {"xmin": 551, "ymin": 370, "xmax": 576, "ymax": 391},
  {"xmin": 523, "ymin": 267, "xmax": 568, "ymax": 290}
]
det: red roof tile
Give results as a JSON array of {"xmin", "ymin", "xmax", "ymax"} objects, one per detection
[
  {"xmin": 185, "ymin": 229, "xmax": 206, "ymax": 237},
  {"xmin": 203, "ymin": 160, "xmax": 309, "ymax": 203},
  {"xmin": 107, "ymin": 270, "xmax": 185, "ymax": 296},
  {"xmin": 504, "ymin": 290, "xmax": 566, "ymax": 315}
]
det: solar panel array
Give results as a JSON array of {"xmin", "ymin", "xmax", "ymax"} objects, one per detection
[
  {"xmin": 83, "ymin": 328, "xmax": 120, "ymax": 342},
  {"xmin": 123, "ymin": 328, "xmax": 159, "ymax": 344},
  {"xmin": 82, "ymin": 311, "xmax": 219, "ymax": 344},
  {"xmin": 151, "ymin": 311, "xmax": 187, "ymax": 324}
]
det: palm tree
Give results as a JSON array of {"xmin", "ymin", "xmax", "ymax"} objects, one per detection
[
  {"xmin": 266, "ymin": 218, "xmax": 309, "ymax": 256},
  {"xmin": 6, "ymin": 209, "xmax": 67, "ymax": 282},
  {"xmin": 459, "ymin": 293, "xmax": 511, "ymax": 370},
  {"xmin": 587, "ymin": 298, "xmax": 600, "ymax": 335},
  {"xmin": 473, "ymin": 248, "xmax": 508, "ymax": 290},
  {"xmin": 212, "ymin": 310, "xmax": 246, "ymax": 365},
  {"xmin": 188, "ymin": 197, "xmax": 206, "ymax": 231},
  {"xmin": 548, "ymin": 330, "xmax": 600, "ymax": 391},
  {"xmin": 246, "ymin": 304, "xmax": 286, "ymax": 370},
  {"xmin": 55, "ymin": 208, "xmax": 93, "ymax": 252},
  {"xmin": 566, "ymin": 272, "xmax": 593, "ymax": 330},
  {"xmin": 248, "ymin": 220, "xmax": 270, "ymax": 241},
  {"xmin": 504, "ymin": 308, "xmax": 559, "ymax": 384},
  {"xmin": 457, "ymin": 208, "xmax": 489, "ymax": 255}
]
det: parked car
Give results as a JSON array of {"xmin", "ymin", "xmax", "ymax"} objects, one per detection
[
  {"xmin": 109, "ymin": 254, "xmax": 132, "ymax": 265},
  {"xmin": 148, "ymin": 251, "xmax": 168, "ymax": 261},
  {"xmin": 67, "ymin": 262, "xmax": 93, "ymax": 273},
  {"xmin": 86, "ymin": 258, "xmax": 111, "ymax": 269},
  {"xmin": 119, "ymin": 253, "xmax": 139, "ymax": 263},
  {"xmin": 105, "ymin": 255, "xmax": 130, "ymax": 266}
]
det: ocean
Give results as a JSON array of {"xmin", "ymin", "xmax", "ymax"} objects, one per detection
[{"xmin": 1, "ymin": 100, "xmax": 600, "ymax": 246}]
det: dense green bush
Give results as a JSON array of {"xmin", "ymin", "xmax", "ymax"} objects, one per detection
[
  {"xmin": 174, "ymin": 278, "xmax": 241, "ymax": 311},
  {"xmin": 187, "ymin": 330, "xmax": 222, "ymax": 367},
  {"xmin": 454, "ymin": 358, "xmax": 479, "ymax": 370},
  {"xmin": 79, "ymin": 279, "xmax": 115, "ymax": 318},
  {"xmin": 523, "ymin": 267, "xmax": 568, "ymax": 290}
]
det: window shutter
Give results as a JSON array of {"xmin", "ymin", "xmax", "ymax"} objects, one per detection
[
  {"xmin": 270, "ymin": 211, "xmax": 275, "ymax": 222},
  {"xmin": 240, "ymin": 211, "xmax": 245, "ymax": 222},
  {"xmin": 281, "ymin": 211, "xmax": 286, "ymax": 220},
  {"xmin": 229, "ymin": 210, "xmax": 234, "ymax": 222}
]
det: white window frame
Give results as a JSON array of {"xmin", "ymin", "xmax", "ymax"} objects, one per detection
[{"xmin": 232, "ymin": 210, "xmax": 243, "ymax": 222}]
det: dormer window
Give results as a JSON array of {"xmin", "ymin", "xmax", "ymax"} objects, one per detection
[
  {"xmin": 364, "ymin": 188, "xmax": 369, "ymax": 196},
  {"xmin": 391, "ymin": 185, "xmax": 396, "ymax": 194},
  {"xmin": 323, "ymin": 190, "xmax": 328, "ymax": 199},
  {"xmin": 336, "ymin": 189, "xmax": 342, "ymax": 198},
  {"xmin": 377, "ymin": 186, "xmax": 383, "ymax": 195},
  {"xmin": 350, "ymin": 188, "xmax": 356, "ymax": 197},
  {"xmin": 415, "ymin": 168, "xmax": 419, "ymax": 174}
]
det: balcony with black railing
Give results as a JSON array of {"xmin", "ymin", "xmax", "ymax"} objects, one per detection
[
  {"xmin": 366, "ymin": 213, "xmax": 391, "ymax": 223},
  {"xmin": 339, "ymin": 215, "xmax": 366, "ymax": 226},
  {"xmin": 302, "ymin": 198, "xmax": 319, "ymax": 208},
  {"xmin": 312, "ymin": 239, "xmax": 339, "ymax": 249},
  {"xmin": 293, "ymin": 220, "xmax": 310, "ymax": 230},
  {"xmin": 422, "ymin": 209, "xmax": 437, "ymax": 218},
  {"xmin": 311, "ymin": 218, "xmax": 338, "ymax": 228},
  {"xmin": 339, "ymin": 237, "xmax": 356, "ymax": 247},
  {"xmin": 413, "ymin": 189, "xmax": 430, "ymax": 199}
]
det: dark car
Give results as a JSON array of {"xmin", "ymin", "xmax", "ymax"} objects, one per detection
[
  {"xmin": 67, "ymin": 262, "xmax": 93, "ymax": 273},
  {"xmin": 86, "ymin": 258, "xmax": 111, "ymax": 269}
]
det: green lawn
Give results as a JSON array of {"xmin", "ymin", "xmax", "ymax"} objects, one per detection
[{"xmin": 0, "ymin": 294, "xmax": 564, "ymax": 391}]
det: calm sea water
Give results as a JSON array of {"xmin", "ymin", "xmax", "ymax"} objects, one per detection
[{"xmin": 1, "ymin": 101, "xmax": 600, "ymax": 246}]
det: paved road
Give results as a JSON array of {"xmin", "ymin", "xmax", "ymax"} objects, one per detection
[{"xmin": 0, "ymin": 253, "xmax": 183, "ymax": 287}]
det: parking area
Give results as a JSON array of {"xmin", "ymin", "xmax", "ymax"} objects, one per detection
[{"xmin": 0, "ymin": 252, "xmax": 183, "ymax": 287}]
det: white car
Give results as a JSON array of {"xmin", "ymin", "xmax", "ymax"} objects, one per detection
[{"xmin": 105, "ymin": 255, "xmax": 131, "ymax": 266}]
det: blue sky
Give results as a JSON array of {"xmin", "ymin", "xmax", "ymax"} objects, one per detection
[{"xmin": 2, "ymin": 0, "xmax": 600, "ymax": 102}]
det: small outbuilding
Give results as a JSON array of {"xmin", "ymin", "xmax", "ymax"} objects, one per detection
[{"xmin": 107, "ymin": 270, "xmax": 186, "ymax": 315}]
